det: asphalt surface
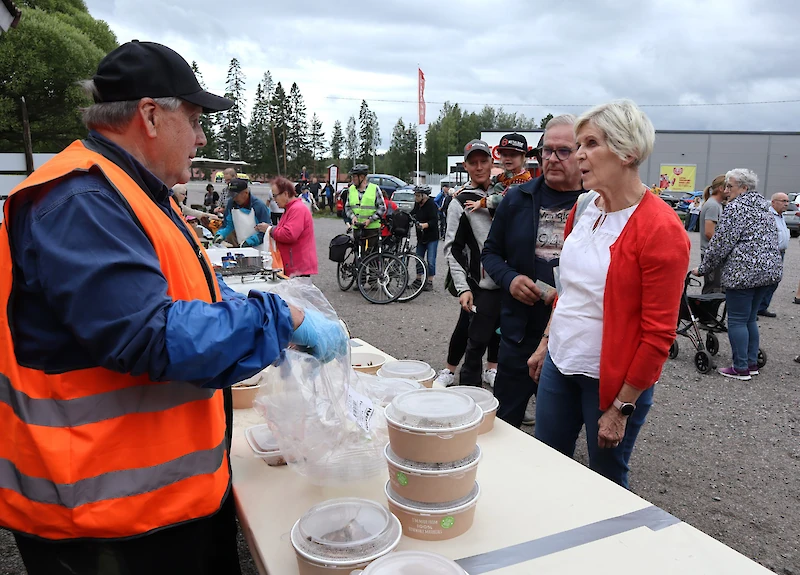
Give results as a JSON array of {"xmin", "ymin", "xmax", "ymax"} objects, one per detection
[{"xmin": 2, "ymin": 198, "xmax": 798, "ymax": 574}]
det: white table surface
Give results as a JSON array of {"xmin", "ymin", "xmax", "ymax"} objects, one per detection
[{"xmin": 230, "ymin": 340, "xmax": 773, "ymax": 575}]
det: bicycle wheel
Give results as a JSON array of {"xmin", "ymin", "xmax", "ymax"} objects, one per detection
[
  {"xmin": 396, "ymin": 252, "xmax": 428, "ymax": 302},
  {"xmin": 357, "ymin": 253, "xmax": 408, "ymax": 304},
  {"xmin": 336, "ymin": 247, "xmax": 355, "ymax": 291}
]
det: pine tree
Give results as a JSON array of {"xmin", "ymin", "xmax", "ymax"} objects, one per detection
[
  {"xmin": 345, "ymin": 115, "xmax": 359, "ymax": 172},
  {"xmin": 370, "ymin": 111, "xmax": 381, "ymax": 171},
  {"xmin": 191, "ymin": 61, "xmax": 221, "ymax": 160},
  {"xmin": 330, "ymin": 120, "xmax": 344, "ymax": 161},
  {"xmin": 358, "ymin": 100, "xmax": 374, "ymax": 163},
  {"xmin": 260, "ymin": 71, "xmax": 280, "ymax": 175},
  {"xmin": 247, "ymin": 82, "xmax": 271, "ymax": 174},
  {"xmin": 287, "ymin": 82, "xmax": 310, "ymax": 174},
  {"xmin": 222, "ymin": 57, "xmax": 246, "ymax": 160},
  {"xmin": 269, "ymin": 82, "xmax": 289, "ymax": 174},
  {"xmin": 309, "ymin": 113, "xmax": 327, "ymax": 173}
]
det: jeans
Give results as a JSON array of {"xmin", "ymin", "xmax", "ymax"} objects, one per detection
[
  {"xmin": 534, "ymin": 353, "xmax": 654, "ymax": 488},
  {"xmin": 415, "ymin": 240, "xmax": 438, "ymax": 277},
  {"xmin": 726, "ymin": 286, "xmax": 770, "ymax": 371}
]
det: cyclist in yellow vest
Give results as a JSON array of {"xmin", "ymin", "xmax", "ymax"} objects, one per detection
[{"xmin": 344, "ymin": 164, "xmax": 386, "ymax": 251}]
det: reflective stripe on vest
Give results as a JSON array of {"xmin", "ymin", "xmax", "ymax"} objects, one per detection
[
  {"xmin": 0, "ymin": 140, "xmax": 229, "ymax": 540},
  {"xmin": 348, "ymin": 183, "xmax": 381, "ymax": 229}
]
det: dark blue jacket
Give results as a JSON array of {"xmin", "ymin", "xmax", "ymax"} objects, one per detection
[
  {"xmin": 8, "ymin": 131, "xmax": 294, "ymax": 389},
  {"xmin": 482, "ymin": 176, "xmax": 552, "ymax": 344}
]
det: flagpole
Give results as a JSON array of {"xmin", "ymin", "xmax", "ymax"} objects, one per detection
[{"xmin": 416, "ymin": 64, "xmax": 420, "ymax": 185}]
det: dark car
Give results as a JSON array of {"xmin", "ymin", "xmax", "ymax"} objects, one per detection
[
  {"xmin": 658, "ymin": 190, "xmax": 684, "ymax": 207},
  {"xmin": 367, "ymin": 174, "xmax": 412, "ymax": 197},
  {"xmin": 785, "ymin": 192, "xmax": 800, "ymax": 237}
]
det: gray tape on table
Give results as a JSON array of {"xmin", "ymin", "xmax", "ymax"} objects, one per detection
[{"xmin": 456, "ymin": 505, "xmax": 681, "ymax": 574}]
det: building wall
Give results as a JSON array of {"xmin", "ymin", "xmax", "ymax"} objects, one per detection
[{"xmin": 639, "ymin": 131, "xmax": 800, "ymax": 196}]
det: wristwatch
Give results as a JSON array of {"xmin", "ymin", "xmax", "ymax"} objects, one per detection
[{"xmin": 613, "ymin": 397, "xmax": 636, "ymax": 416}]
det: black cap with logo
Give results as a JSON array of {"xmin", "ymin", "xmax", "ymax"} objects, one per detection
[
  {"xmin": 497, "ymin": 133, "xmax": 528, "ymax": 155},
  {"xmin": 92, "ymin": 40, "xmax": 233, "ymax": 113},
  {"xmin": 229, "ymin": 178, "xmax": 249, "ymax": 194}
]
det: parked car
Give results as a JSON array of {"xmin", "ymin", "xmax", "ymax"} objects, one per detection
[
  {"xmin": 677, "ymin": 190, "xmax": 704, "ymax": 212},
  {"xmin": 658, "ymin": 190, "xmax": 684, "ymax": 207},
  {"xmin": 391, "ymin": 190, "xmax": 415, "ymax": 213},
  {"xmin": 367, "ymin": 174, "xmax": 412, "ymax": 197},
  {"xmin": 784, "ymin": 193, "xmax": 800, "ymax": 237}
]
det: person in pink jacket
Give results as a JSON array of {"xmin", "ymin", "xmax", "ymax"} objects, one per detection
[{"xmin": 255, "ymin": 177, "xmax": 318, "ymax": 277}]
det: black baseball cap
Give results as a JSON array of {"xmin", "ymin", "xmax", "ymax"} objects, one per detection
[
  {"xmin": 526, "ymin": 133, "xmax": 545, "ymax": 158},
  {"xmin": 93, "ymin": 40, "xmax": 233, "ymax": 113},
  {"xmin": 497, "ymin": 133, "xmax": 528, "ymax": 154},
  {"xmin": 229, "ymin": 178, "xmax": 249, "ymax": 194}
]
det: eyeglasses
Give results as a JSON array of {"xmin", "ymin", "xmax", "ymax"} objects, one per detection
[{"xmin": 541, "ymin": 147, "xmax": 575, "ymax": 161}]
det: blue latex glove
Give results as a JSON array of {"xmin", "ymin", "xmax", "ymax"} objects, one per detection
[{"xmin": 291, "ymin": 308, "xmax": 348, "ymax": 363}]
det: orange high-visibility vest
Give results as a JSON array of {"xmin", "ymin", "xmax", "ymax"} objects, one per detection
[{"xmin": 0, "ymin": 141, "xmax": 229, "ymax": 540}]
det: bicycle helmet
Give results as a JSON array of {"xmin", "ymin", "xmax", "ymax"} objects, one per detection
[
  {"xmin": 412, "ymin": 185, "xmax": 432, "ymax": 195},
  {"xmin": 349, "ymin": 164, "xmax": 370, "ymax": 175}
]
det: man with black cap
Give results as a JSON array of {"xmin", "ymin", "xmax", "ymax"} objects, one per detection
[
  {"xmin": 0, "ymin": 40, "xmax": 348, "ymax": 574},
  {"xmin": 442, "ymin": 140, "xmax": 502, "ymax": 387},
  {"xmin": 483, "ymin": 114, "xmax": 585, "ymax": 427},
  {"xmin": 213, "ymin": 177, "xmax": 271, "ymax": 247}
]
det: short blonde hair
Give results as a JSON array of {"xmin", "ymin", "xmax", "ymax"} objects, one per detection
[{"xmin": 575, "ymin": 99, "xmax": 655, "ymax": 167}]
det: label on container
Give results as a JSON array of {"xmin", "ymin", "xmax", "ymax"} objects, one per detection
[
  {"xmin": 441, "ymin": 516, "xmax": 455, "ymax": 529},
  {"xmin": 396, "ymin": 472, "xmax": 408, "ymax": 486},
  {"xmin": 345, "ymin": 386, "xmax": 375, "ymax": 433}
]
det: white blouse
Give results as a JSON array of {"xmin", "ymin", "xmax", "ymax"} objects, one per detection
[{"xmin": 548, "ymin": 197, "xmax": 637, "ymax": 379}]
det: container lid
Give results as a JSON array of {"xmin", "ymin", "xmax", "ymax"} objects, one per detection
[
  {"xmin": 291, "ymin": 498, "xmax": 401, "ymax": 564},
  {"xmin": 384, "ymin": 389, "xmax": 482, "ymax": 431},
  {"xmin": 362, "ymin": 376, "xmax": 424, "ymax": 405},
  {"xmin": 385, "ymin": 481, "xmax": 480, "ymax": 513},
  {"xmin": 378, "ymin": 360, "xmax": 433, "ymax": 381},
  {"xmin": 362, "ymin": 551, "xmax": 467, "ymax": 575},
  {"xmin": 448, "ymin": 386, "xmax": 499, "ymax": 412},
  {"xmin": 244, "ymin": 424, "xmax": 280, "ymax": 454},
  {"xmin": 384, "ymin": 443, "xmax": 481, "ymax": 474}
]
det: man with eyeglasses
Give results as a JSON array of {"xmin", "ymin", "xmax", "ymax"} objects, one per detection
[
  {"xmin": 757, "ymin": 192, "xmax": 790, "ymax": 317},
  {"xmin": 483, "ymin": 114, "xmax": 586, "ymax": 427}
]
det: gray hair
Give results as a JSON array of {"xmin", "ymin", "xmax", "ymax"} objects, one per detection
[
  {"xmin": 725, "ymin": 168, "xmax": 758, "ymax": 191},
  {"xmin": 79, "ymin": 79, "xmax": 183, "ymax": 132},
  {"xmin": 544, "ymin": 114, "xmax": 576, "ymax": 133},
  {"xmin": 575, "ymin": 99, "xmax": 655, "ymax": 167}
]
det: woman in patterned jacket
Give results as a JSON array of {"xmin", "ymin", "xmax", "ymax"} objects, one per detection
[{"xmin": 693, "ymin": 168, "xmax": 782, "ymax": 380}]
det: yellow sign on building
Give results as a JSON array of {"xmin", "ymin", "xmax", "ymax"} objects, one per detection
[{"xmin": 658, "ymin": 164, "xmax": 697, "ymax": 192}]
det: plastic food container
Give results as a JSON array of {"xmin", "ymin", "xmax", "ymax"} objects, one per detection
[
  {"xmin": 359, "ymin": 375, "xmax": 423, "ymax": 407},
  {"xmin": 384, "ymin": 389, "xmax": 483, "ymax": 463},
  {"xmin": 356, "ymin": 551, "xmax": 468, "ymax": 574},
  {"xmin": 244, "ymin": 424, "xmax": 285, "ymax": 466},
  {"xmin": 448, "ymin": 386, "xmax": 499, "ymax": 434},
  {"xmin": 385, "ymin": 481, "xmax": 480, "ymax": 541},
  {"xmin": 351, "ymin": 352, "xmax": 386, "ymax": 375},
  {"xmin": 377, "ymin": 360, "xmax": 436, "ymax": 388},
  {"xmin": 290, "ymin": 498, "xmax": 402, "ymax": 575},
  {"xmin": 384, "ymin": 444, "xmax": 480, "ymax": 504},
  {"xmin": 231, "ymin": 372, "xmax": 264, "ymax": 409}
]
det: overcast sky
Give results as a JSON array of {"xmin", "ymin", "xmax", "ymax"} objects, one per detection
[{"xmin": 85, "ymin": 0, "xmax": 800, "ymax": 150}]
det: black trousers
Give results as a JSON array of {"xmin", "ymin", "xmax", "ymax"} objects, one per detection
[
  {"xmin": 447, "ymin": 308, "xmax": 500, "ymax": 367},
  {"xmin": 458, "ymin": 287, "xmax": 501, "ymax": 387},
  {"xmin": 494, "ymin": 322, "xmax": 547, "ymax": 428},
  {"xmin": 14, "ymin": 491, "xmax": 242, "ymax": 575}
]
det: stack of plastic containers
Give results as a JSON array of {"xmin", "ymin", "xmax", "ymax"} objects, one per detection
[{"xmin": 382, "ymin": 389, "xmax": 484, "ymax": 540}]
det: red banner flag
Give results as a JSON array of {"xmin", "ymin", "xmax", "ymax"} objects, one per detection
[{"xmin": 418, "ymin": 68, "xmax": 426, "ymax": 125}]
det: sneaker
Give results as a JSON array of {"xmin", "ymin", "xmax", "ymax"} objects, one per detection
[
  {"xmin": 482, "ymin": 368, "xmax": 497, "ymax": 388},
  {"xmin": 433, "ymin": 368, "xmax": 455, "ymax": 387},
  {"xmin": 522, "ymin": 397, "xmax": 536, "ymax": 425},
  {"xmin": 718, "ymin": 366, "xmax": 751, "ymax": 381},
  {"xmin": 422, "ymin": 281, "xmax": 434, "ymax": 292},
  {"xmin": 748, "ymin": 365, "xmax": 759, "ymax": 376}
]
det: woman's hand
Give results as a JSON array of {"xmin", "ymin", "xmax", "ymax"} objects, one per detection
[
  {"xmin": 255, "ymin": 223, "xmax": 270, "ymax": 233},
  {"xmin": 527, "ymin": 340, "xmax": 548, "ymax": 382},
  {"xmin": 690, "ymin": 267, "xmax": 701, "ymax": 276},
  {"xmin": 597, "ymin": 408, "xmax": 628, "ymax": 449},
  {"xmin": 458, "ymin": 291, "xmax": 474, "ymax": 313}
]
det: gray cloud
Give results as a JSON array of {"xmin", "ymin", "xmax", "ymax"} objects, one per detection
[{"xmin": 85, "ymin": 0, "xmax": 800, "ymax": 148}]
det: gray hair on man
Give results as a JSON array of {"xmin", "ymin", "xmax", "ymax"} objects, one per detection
[
  {"xmin": 544, "ymin": 114, "xmax": 577, "ymax": 132},
  {"xmin": 79, "ymin": 79, "xmax": 183, "ymax": 132},
  {"xmin": 575, "ymin": 99, "xmax": 655, "ymax": 167},
  {"xmin": 725, "ymin": 168, "xmax": 758, "ymax": 191}
]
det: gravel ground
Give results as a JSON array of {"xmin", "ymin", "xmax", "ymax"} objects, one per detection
[{"xmin": 2, "ymin": 204, "xmax": 797, "ymax": 574}]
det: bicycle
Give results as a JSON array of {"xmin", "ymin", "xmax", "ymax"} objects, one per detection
[
  {"xmin": 382, "ymin": 212, "xmax": 428, "ymax": 302},
  {"xmin": 334, "ymin": 223, "xmax": 408, "ymax": 304}
]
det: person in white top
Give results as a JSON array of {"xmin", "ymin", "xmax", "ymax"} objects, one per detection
[
  {"xmin": 530, "ymin": 100, "xmax": 690, "ymax": 488},
  {"xmin": 757, "ymin": 192, "xmax": 791, "ymax": 317}
]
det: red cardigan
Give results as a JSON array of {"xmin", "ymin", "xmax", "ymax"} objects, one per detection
[
  {"xmin": 561, "ymin": 191, "xmax": 690, "ymax": 410},
  {"xmin": 270, "ymin": 198, "xmax": 318, "ymax": 276}
]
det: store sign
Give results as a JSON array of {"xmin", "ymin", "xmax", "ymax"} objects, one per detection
[{"xmin": 659, "ymin": 164, "xmax": 697, "ymax": 192}]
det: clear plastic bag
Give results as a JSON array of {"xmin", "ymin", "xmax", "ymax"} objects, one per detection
[{"xmin": 253, "ymin": 279, "xmax": 388, "ymax": 486}]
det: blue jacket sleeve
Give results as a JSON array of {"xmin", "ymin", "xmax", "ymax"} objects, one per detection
[
  {"xmin": 482, "ymin": 194, "xmax": 519, "ymax": 292},
  {"xmin": 27, "ymin": 183, "xmax": 294, "ymax": 388},
  {"xmin": 216, "ymin": 199, "xmax": 235, "ymax": 238},
  {"xmin": 217, "ymin": 273, "xmax": 246, "ymax": 301}
]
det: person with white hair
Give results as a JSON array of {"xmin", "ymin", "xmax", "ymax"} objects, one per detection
[
  {"xmin": 531, "ymin": 100, "xmax": 690, "ymax": 488},
  {"xmin": 693, "ymin": 169, "xmax": 782, "ymax": 379},
  {"xmin": 171, "ymin": 183, "xmax": 221, "ymax": 221}
]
